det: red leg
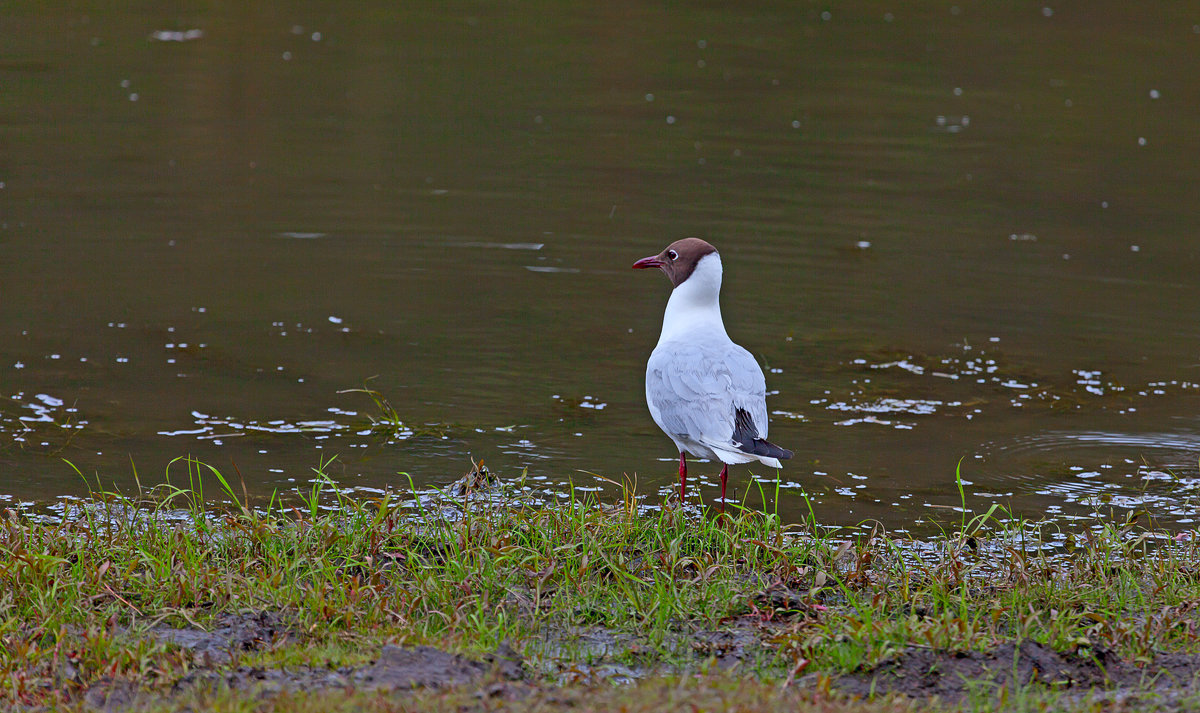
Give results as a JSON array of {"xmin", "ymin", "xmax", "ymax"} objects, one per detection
[
  {"xmin": 678, "ymin": 452, "xmax": 687, "ymax": 500},
  {"xmin": 718, "ymin": 464, "xmax": 729, "ymax": 515}
]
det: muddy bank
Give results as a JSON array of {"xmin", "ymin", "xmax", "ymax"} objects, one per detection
[
  {"xmin": 12, "ymin": 493, "xmax": 1198, "ymax": 712},
  {"xmin": 78, "ymin": 611, "xmax": 1200, "ymax": 711},
  {"xmin": 832, "ymin": 640, "xmax": 1200, "ymax": 702},
  {"xmin": 86, "ymin": 611, "xmax": 524, "ymax": 710},
  {"xmin": 80, "ymin": 608, "xmax": 782, "ymax": 709},
  {"xmin": 86, "ymin": 639, "xmax": 524, "ymax": 711},
  {"xmin": 139, "ymin": 611, "xmax": 289, "ymax": 666}
]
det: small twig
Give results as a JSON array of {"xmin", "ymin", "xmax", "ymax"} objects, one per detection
[{"xmin": 102, "ymin": 583, "xmax": 142, "ymax": 615}]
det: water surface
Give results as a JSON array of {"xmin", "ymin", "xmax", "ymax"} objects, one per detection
[{"xmin": 4, "ymin": 2, "xmax": 1200, "ymax": 529}]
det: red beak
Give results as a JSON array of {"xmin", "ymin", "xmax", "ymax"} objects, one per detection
[{"xmin": 632, "ymin": 255, "xmax": 664, "ymax": 270}]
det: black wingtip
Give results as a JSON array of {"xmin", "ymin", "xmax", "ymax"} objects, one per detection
[
  {"xmin": 734, "ymin": 437, "xmax": 792, "ymax": 461},
  {"xmin": 732, "ymin": 407, "xmax": 793, "ymax": 461},
  {"xmin": 756, "ymin": 439, "xmax": 792, "ymax": 461}
]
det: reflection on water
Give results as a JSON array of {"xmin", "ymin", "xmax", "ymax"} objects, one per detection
[
  {"xmin": 995, "ymin": 430, "xmax": 1200, "ymax": 461},
  {"xmin": 980, "ymin": 430, "xmax": 1200, "ymax": 524},
  {"xmin": 2, "ymin": 1, "xmax": 1200, "ymax": 530}
]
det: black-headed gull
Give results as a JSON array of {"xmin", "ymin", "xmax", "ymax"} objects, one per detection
[{"xmin": 633, "ymin": 238, "xmax": 792, "ymax": 512}]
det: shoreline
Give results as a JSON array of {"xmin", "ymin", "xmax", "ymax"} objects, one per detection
[{"xmin": 4, "ymin": 466, "xmax": 1200, "ymax": 711}]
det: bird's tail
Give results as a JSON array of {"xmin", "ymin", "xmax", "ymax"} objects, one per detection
[
  {"xmin": 732, "ymin": 408, "xmax": 793, "ymax": 462},
  {"xmin": 744, "ymin": 437, "xmax": 792, "ymax": 461}
]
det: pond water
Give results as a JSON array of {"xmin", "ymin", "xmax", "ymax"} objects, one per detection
[{"xmin": 4, "ymin": 2, "xmax": 1200, "ymax": 530}]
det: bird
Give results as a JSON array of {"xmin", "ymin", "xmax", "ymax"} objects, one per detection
[{"xmin": 632, "ymin": 238, "xmax": 792, "ymax": 513}]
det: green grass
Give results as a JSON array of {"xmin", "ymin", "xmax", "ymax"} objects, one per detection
[{"xmin": 2, "ymin": 458, "xmax": 1200, "ymax": 710}]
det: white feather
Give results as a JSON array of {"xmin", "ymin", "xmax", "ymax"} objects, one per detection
[{"xmin": 645, "ymin": 252, "xmax": 779, "ymax": 468}]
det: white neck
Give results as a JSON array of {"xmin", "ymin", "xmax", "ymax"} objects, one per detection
[{"xmin": 656, "ymin": 253, "xmax": 729, "ymax": 345}]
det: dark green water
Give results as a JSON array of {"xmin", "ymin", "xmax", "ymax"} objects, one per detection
[{"xmin": 4, "ymin": 2, "xmax": 1200, "ymax": 530}]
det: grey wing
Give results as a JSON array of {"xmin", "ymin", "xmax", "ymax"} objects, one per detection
[
  {"xmin": 646, "ymin": 341, "xmax": 769, "ymax": 448},
  {"xmin": 724, "ymin": 343, "xmax": 771, "ymax": 440}
]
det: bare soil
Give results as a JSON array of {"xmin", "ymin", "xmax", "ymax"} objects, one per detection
[
  {"xmin": 85, "ymin": 611, "xmax": 524, "ymax": 711},
  {"xmin": 76, "ymin": 611, "xmax": 1200, "ymax": 710},
  {"xmin": 831, "ymin": 640, "xmax": 1200, "ymax": 702}
]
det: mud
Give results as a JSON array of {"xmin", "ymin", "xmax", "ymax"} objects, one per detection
[
  {"xmin": 77, "ymin": 611, "xmax": 1200, "ymax": 710},
  {"xmin": 84, "ymin": 641, "xmax": 524, "ymax": 711},
  {"xmin": 832, "ymin": 641, "xmax": 1200, "ymax": 702},
  {"xmin": 139, "ymin": 611, "xmax": 289, "ymax": 666},
  {"xmin": 537, "ymin": 617, "xmax": 783, "ymax": 683}
]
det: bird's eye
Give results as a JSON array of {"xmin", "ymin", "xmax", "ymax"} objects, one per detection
[{"xmin": 667, "ymin": 249, "xmax": 678, "ymax": 261}]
